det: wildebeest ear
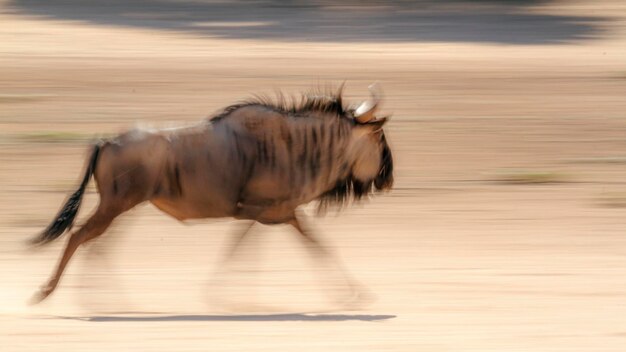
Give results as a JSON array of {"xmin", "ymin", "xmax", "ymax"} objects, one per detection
[{"xmin": 364, "ymin": 117, "xmax": 388, "ymax": 133}]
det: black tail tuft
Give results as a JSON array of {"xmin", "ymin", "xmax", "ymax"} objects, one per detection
[{"xmin": 30, "ymin": 143, "xmax": 101, "ymax": 246}]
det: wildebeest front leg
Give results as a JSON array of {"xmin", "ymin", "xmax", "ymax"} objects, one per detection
[
  {"xmin": 207, "ymin": 220, "xmax": 258, "ymax": 308},
  {"xmin": 287, "ymin": 211, "xmax": 370, "ymax": 307},
  {"xmin": 219, "ymin": 220, "xmax": 256, "ymax": 264},
  {"xmin": 30, "ymin": 208, "xmax": 118, "ymax": 304}
]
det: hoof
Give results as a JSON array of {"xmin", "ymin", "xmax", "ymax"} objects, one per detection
[
  {"xmin": 334, "ymin": 283, "xmax": 376, "ymax": 310},
  {"xmin": 28, "ymin": 287, "xmax": 53, "ymax": 305}
]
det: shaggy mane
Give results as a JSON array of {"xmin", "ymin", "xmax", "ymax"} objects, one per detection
[{"xmin": 211, "ymin": 86, "xmax": 351, "ymax": 122}]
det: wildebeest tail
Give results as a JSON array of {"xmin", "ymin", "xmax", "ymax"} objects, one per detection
[{"xmin": 30, "ymin": 143, "xmax": 102, "ymax": 245}]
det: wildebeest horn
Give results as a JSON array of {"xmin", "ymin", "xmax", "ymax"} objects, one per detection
[{"xmin": 354, "ymin": 83, "xmax": 382, "ymax": 124}]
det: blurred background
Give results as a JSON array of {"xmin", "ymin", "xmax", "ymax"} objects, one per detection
[{"xmin": 1, "ymin": 0, "xmax": 625, "ymax": 351}]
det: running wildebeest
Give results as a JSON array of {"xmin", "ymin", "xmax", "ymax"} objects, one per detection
[{"xmin": 30, "ymin": 84, "xmax": 394, "ymax": 304}]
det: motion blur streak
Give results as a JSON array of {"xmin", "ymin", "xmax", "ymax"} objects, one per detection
[{"xmin": 1, "ymin": 1, "xmax": 625, "ymax": 351}]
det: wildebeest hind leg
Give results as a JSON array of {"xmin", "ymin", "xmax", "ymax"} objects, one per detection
[
  {"xmin": 77, "ymin": 212, "xmax": 134, "ymax": 310},
  {"xmin": 31, "ymin": 206, "xmax": 121, "ymax": 304}
]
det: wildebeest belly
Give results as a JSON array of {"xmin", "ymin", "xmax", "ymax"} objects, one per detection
[{"xmin": 149, "ymin": 153, "xmax": 245, "ymax": 220}]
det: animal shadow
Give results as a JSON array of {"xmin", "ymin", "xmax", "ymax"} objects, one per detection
[{"xmin": 58, "ymin": 313, "xmax": 397, "ymax": 322}]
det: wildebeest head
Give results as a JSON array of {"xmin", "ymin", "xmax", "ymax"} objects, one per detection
[{"xmin": 346, "ymin": 84, "xmax": 394, "ymax": 195}]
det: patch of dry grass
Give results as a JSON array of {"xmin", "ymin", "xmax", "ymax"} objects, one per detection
[
  {"xmin": 598, "ymin": 192, "xmax": 626, "ymax": 208},
  {"xmin": 490, "ymin": 169, "xmax": 569, "ymax": 184},
  {"xmin": 0, "ymin": 94, "xmax": 52, "ymax": 103},
  {"xmin": 9, "ymin": 131, "xmax": 92, "ymax": 144}
]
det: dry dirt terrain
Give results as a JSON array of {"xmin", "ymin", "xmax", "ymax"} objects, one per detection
[{"xmin": 1, "ymin": 0, "xmax": 626, "ymax": 351}]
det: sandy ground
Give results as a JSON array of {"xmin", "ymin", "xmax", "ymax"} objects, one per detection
[{"xmin": 1, "ymin": 0, "xmax": 626, "ymax": 351}]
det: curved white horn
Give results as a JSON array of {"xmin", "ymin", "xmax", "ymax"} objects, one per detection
[{"xmin": 354, "ymin": 83, "xmax": 382, "ymax": 124}]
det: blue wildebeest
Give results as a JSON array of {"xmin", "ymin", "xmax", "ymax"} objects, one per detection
[{"xmin": 30, "ymin": 84, "xmax": 394, "ymax": 304}]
